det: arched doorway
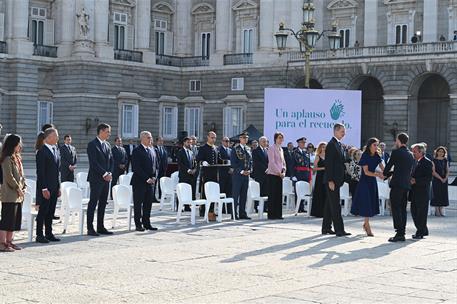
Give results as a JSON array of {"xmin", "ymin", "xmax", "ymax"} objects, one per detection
[
  {"xmin": 416, "ymin": 74, "xmax": 450, "ymax": 151},
  {"xmin": 295, "ymin": 78, "xmax": 323, "ymax": 89},
  {"xmin": 353, "ymin": 77, "xmax": 384, "ymax": 146}
]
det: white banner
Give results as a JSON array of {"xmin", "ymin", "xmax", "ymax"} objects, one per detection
[{"xmin": 264, "ymin": 88, "xmax": 362, "ymax": 148}]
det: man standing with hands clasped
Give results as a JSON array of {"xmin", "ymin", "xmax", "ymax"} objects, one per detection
[
  {"xmin": 131, "ymin": 131, "xmax": 159, "ymax": 232},
  {"xmin": 322, "ymin": 123, "xmax": 351, "ymax": 237},
  {"xmin": 231, "ymin": 132, "xmax": 252, "ymax": 220},
  {"xmin": 383, "ymin": 133, "xmax": 415, "ymax": 242},
  {"xmin": 86, "ymin": 123, "xmax": 114, "ymax": 236}
]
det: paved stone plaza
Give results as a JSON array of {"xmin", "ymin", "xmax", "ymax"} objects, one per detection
[{"xmin": 0, "ymin": 205, "xmax": 456, "ymax": 304}]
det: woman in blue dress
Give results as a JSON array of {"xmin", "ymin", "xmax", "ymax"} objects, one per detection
[{"xmin": 351, "ymin": 138, "xmax": 385, "ymax": 236}]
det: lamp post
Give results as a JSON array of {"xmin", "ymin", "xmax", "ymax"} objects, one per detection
[{"xmin": 274, "ymin": 0, "xmax": 340, "ymax": 88}]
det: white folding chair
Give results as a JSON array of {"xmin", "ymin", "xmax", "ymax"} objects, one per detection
[
  {"xmin": 76, "ymin": 172, "xmax": 90, "ymax": 198},
  {"xmin": 112, "ymin": 185, "xmax": 134, "ymax": 230},
  {"xmin": 159, "ymin": 176, "xmax": 176, "ymax": 211},
  {"xmin": 60, "ymin": 181, "xmax": 78, "ymax": 228},
  {"xmin": 64, "ymin": 187, "xmax": 88, "ymax": 235},
  {"xmin": 294, "ymin": 181, "xmax": 312, "ymax": 216},
  {"xmin": 22, "ymin": 191, "xmax": 38, "ymax": 242},
  {"xmin": 282, "ymin": 178, "xmax": 295, "ymax": 210},
  {"xmin": 170, "ymin": 171, "xmax": 179, "ymax": 187},
  {"xmin": 341, "ymin": 182, "xmax": 352, "ymax": 216},
  {"xmin": 247, "ymin": 180, "xmax": 268, "ymax": 219},
  {"xmin": 25, "ymin": 179, "xmax": 36, "ymax": 202},
  {"xmin": 176, "ymin": 183, "xmax": 210, "ymax": 225},
  {"xmin": 377, "ymin": 181, "xmax": 390, "ymax": 216},
  {"xmin": 118, "ymin": 174, "xmax": 132, "ymax": 186},
  {"xmin": 204, "ymin": 182, "xmax": 235, "ymax": 222}
]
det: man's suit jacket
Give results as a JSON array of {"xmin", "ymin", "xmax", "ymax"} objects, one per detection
[
  {"xmin": 87, "ymin": 138, "xmax": 114, "ymax": 184},
  {"xmin": 284, "ymin": 148, "xmax": 295, "ymax": 177},
  {"xmin": 323, "ymin": 137, "xmax": 346, "ymax": 187},
  {"xmin": 252, "ymin": 146, "xmax": 268, "ymax": 183},
  {"xmin": 381, "ymin": 151, "xmax": 390, "ymax": 164},
  {"xmin": 123, "ymin": 144, "xmax": 136, "ymax": 160},
  {"xmin": 410, "ymin": 157, "xmax": 433, "ymax": 202},
  {"xmin": 36, "ymin": 145, "xmax": 60, "ymax": 202},
  {"xmin": 130, "ymin": 145, "xmax": 158, "ymax": 188},
  {"xmin": 155, "ymin": 145, "xmax": 168, "ymax": 177},
  {"xmin": 112, "ymin": 145, "xmax": 128, "ymax": 174},
  {"xmin": 230, "ymin": 145, "xmax": 253, "ymax": 176},
  {"xmin": 218, "ymin": 145, "xmax": 232, "ymax": 175},
  {"xmin": 383, "ymin": 146, "xmax": 415, "ymax": 190},
  {"xmin": 59, "ymin": 144, "xmax": 77, "ymax": 181},
  {"xmin": 177, "ymin": 148, "xmax": 195, "ymax": 184}
]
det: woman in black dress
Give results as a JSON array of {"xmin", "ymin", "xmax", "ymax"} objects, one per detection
[
  {"xmin": 311, "ymin": 142, "xmax": 326, "ymax": 217},
  {"xmin": 431, "ymin": 146, "xmax": 449, "ymax": 216}
]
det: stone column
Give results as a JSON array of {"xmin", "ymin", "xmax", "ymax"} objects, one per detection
[
  {"xmin": 57, "ymin": 0, "xmax": 76, "ymax": 57},
  {"xmin": 289, "ymin": 0, "xmax": 302, "ymax": 49},
  {"xmin": 364, "ymin": 0, "xmax": 378, "ymax": 46},
  {"xmin": 94, "ymin": 0, "xmax": 112, "ymax": 58},
  {"xmin": 259, "ymin": 0, "xmax": 274, "ymax": 50},
  {"xmin": 174, "ymin": 0, "xmax": 192, "ymax": 57},
  {"xmin": 135, "ymin": 0, "xmax": 154, "ymax": 63},
  {"xmin": 215, "ymin": 0, "xmax": 230, "ymax": 53},
  {"xmin": 6, "ymin": 0, "xmax": 33, "ymax": 56},
  {"xmin": 382, "ymin": 95, "xmax": 410, "ymax": 143},
  {"xmin": 423, "ymin": 0, "xmax": 438, "ymax": 42},
  {"xmin": 449, "ymin": 94, "xmax": 457, "ymax": 170}
]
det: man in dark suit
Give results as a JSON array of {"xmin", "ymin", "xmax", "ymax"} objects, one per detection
[
  {"xmin": 218, "ymin": 136, "xmax": 232, "ymax": 199},
  {"xmin": 123, "ymin": 139, "xmax": 136, "ymax": 173},
  {"xmin": 252, "ymin": 136, "xmax": 269, "ymax": 212},
  {"xmin": 231, "ymin": 132, "xmax": 252, "ymax": 220},
  {"xmin": 383, "ymin": 133, "xmax": 415, "ymax": 242},
  {"xmin": 410, "ymin": 143, "xmax": 433, "ymax": 239},
  {"xmin": 177, "ymin": 137, "xmax": 197, "ymax": 204},
  {"xmin": 284, "ymin": 142, "xmax": 295, "ymax": 178},
  {"xmin": 59, "ymin": 134, "xmax": 77, "ymax": 182},
  {"xmin": 130, "ymin": 131, "xmax": 158, "ymax": 231},
  {"xmin": 379, "ymin": 142, "xmax": 390, "ymax": 164},
  {"xmin": 155, "ymin": 136, "xmax": 168, "ymax": 200},
  {"xmin": 322, "ymin": 123, "xmax": 351, "ymax": 237},
  {"xmin": 35, "ymin": 128, "xmax": 61, "ymax": 243},
  {"xmin": 111, "ymin": 136, "xmax": 128, "ymax": 198},
  {"xmin": 86, "ymin": 123, "xmax": 114, "ymax": 236}
]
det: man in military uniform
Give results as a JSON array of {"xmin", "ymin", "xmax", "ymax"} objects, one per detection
[
  {"xmin": 231, "ymin": 132, "xmax": 253, "ymax": 220},
  {"xmin": 196, "ymin": 131, "xmax": 222, "ymax": 217},
  {"xmin": 293, "ymin": 137, "xmax": 312, "ymax": 212}
]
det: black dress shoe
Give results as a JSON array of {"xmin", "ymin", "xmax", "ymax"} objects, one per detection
[
  {"xmin": 144, "ymin": 225, "xmax": 158, "ymax": 231},
  {"xmin": 87, "ymin": 230, "xmax": 100, "ymax": 236},
  {"xmin": 97, "ymin": 228, "xmax": 113, "ymax": 235},
  {"xmin": 53, "ymin": 216, "xmax": 60, "ymax": 220},
  {"xmin": 388, "ymin": 235, "xmax": 406, "ymax": 242},
  {"xmin": 322, "ymin": 230, "xmax": 336, "ymax": 235},
  {"xmin": 135, "ymin": 226, "xmax": 145, "ymax": 232},
  {"xmin": 239, "ymin": 216, "xmax": 252, "ymax": 220},
  {"xmin": 45, "ymin": 235, "xmax": 61, "ymax": 242},
  {"xmin": 36, "ymin": 235, "xmax": 50, "ymax": 243},
  {"xmin": 412, "ymin": 234, "xmax": 424, "ymax": 239},
  {"xmin": 336, "ymin": 232, "xmax": 351, "ymax": 237}
]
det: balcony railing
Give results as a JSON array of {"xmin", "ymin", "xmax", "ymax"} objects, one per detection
[
  {"xmin": 0, "ymin": 41, "xmax": 7, "ymax": 54},
  {"xmin": 156, "ymin": 55, "xmax": 209, "ymax": 67},
  {"xmin": 223, "ymin": 53, "xmax": 253, "ymax": 65},
  {"xmin": 114, "ymin": 49, "xmax": 143, "ymax": 63},
  {"xmin": 33, "ymin": 45, "xmax": 58, "ymax": 58},
  {"xmin": 287, "ymin": 41, "xmax": 457, "ymax": 62}
]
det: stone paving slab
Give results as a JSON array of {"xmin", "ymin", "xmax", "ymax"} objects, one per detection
[{"xmin": 0, "ymin": 205, "xmax": 456, "ymax": 304}]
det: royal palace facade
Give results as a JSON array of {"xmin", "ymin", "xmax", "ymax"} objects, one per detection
[{"xmin": 0, "ymin": 0, "xmax": 456, "ymax": 167}]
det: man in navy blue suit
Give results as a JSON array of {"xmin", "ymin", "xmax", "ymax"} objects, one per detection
[
  {"xmin": 86, "ymin": 123, "xmax": 114, "ymax": 236},
  {"xmin": 252, "ymin": 136, "xmax": 269, "ymax": 212},
  {"xmin": 383, "ymin": 132, "xmax": 415, "ymax": 242},
  {"xmin": 131, "ymin": 131, "xmax": 158, "ymax": 231},
  {"xmin": 155, "ymin": 136, "xmax": 168, "ymax": 200},
  {"xmin": 218, "ymin": 136, "xmax": 232, "ymax": 199},
  {"xmin": 111, "ymin": 136, "xmax": 128, "ymax": 198},
  {"xmin": 36, "ymin": 128, "xmax": 61, "ymax": 243}
]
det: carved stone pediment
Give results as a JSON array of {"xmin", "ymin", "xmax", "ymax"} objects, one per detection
[
  {"xmin": 327, "ymin": 0, "xmax": 358, "ymax": 10},
  {"xmin": 111, "ymin": 0, "xmax": 135, "ymax": 7},
  {"xmin": 152, "ymin": 2, "xmax": 175, "ymax": 15},
  {"xmin": 192, "ymin": 3, "xmax": 215, "ymax": 15},
  {"xmin": 383, "ymin": 0, "xmax": 416, "ymax": 4},
  {"xmin": 232, "ymin": 0, "xmax": 258, "ymax": 11}
]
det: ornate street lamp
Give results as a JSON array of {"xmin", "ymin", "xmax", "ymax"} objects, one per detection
[{"xmin": 275, "ymin": 0, "xmax": 340, "ymax": 88}]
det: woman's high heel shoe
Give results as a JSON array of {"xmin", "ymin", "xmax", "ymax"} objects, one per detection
[{"xmin": 363, "ymin": 223, "xmax": 374, "ymax": 237}]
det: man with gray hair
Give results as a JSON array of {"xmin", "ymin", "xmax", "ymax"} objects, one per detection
[{"xmin": 409, "ymin": 143, "xmax": 433, "ymax": 239}]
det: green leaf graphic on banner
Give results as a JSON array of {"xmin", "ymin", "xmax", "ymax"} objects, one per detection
[{"xmin": 330, "ymin": 100, "xmax": 345, "ymax": 120}]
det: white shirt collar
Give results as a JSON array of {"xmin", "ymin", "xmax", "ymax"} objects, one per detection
[
  {"xmin": 97, "ymin": 137, "xmax": 105, "ymax": 144},
  {"xmin": 45, "ymin": 143, "xmax": 56, "ymax": 152},
  {"xmin": 333, "ymin": 136, "xmax": 341, "ymax": 143}
]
